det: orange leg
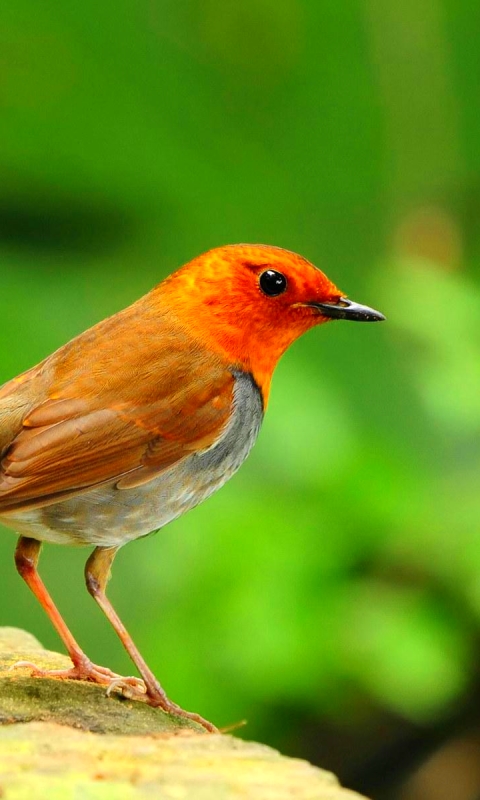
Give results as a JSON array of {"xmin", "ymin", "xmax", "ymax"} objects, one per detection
[
  {"xmin": 85, "ymin": 545, "xmax": 217, "ymax": 732},
  {"xmin": 14, "ymin": 536, "xmax": 143, "ymax": 693}
]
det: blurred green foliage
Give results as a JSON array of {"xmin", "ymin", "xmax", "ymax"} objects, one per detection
[{"xmin": 1, "ymin": 0, "xmax": 480, "ymax": 771}]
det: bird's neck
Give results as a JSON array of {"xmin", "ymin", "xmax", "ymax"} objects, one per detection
[{"xmin": 151, "ymin": 285, "xmax": 306, "ymax": 408}]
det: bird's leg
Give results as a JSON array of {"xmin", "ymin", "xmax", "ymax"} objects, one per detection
[
  {"xmin": 13, "ymin": 536, "xmax": 143, "ymax": 693},
  {"xmin": 85, "ymin": 545, "xmax": 217, "ymax": 732}
]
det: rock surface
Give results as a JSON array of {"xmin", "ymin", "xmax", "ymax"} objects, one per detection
[{"xmin": 0, "ymin": 627, "xmax": 369, "ymax": 799}]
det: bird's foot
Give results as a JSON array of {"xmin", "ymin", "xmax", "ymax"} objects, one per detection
[
  {"xmin": 10, "ymin": 658, "xmax": 146, "ymax": 698},
  {"xmin": 11, "ymin": 658, "xmax": 216, "ymax": 730},
  {"xmin": 143, "ymin": 681, "xmax": 218, "ymax": 733}
]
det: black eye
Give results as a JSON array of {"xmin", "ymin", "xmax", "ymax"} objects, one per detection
[{"xmin": 259, "ymin": 270, "xmax": 287, "ymax": 297}]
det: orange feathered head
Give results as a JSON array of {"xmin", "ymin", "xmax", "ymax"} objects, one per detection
[{"xmin": 160, "ymin": 244, "xmax": 384, "ymax": 403}]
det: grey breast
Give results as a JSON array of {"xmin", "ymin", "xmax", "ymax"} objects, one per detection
[{"xmin": 5, "ymin": 370, "xmax": 264, "ymax": 547}]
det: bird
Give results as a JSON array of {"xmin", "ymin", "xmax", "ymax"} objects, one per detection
[{"xmin": 0, "ymin": 244, "xmax": 384, "ymax": 731}]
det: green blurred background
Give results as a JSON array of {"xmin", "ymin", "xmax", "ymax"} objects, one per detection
[{"xmin": 1, "ymin": 2, "xmax": 480, "ymax": 798}]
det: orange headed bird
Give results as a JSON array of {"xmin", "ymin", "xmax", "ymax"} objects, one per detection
[{"xmin": 0, "ymin": 244, "xmax": 384, "ymax": 730}]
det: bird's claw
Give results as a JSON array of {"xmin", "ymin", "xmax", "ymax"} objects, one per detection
[
  {"xmin": 144, "ymin": 687, "xmax": 219, "ymax": 732},
  {"xmin": 9, "ymin": 659, "xmax": 46, "ymax": 675},
  {"xmin": 9, "ymin": 658, "xmax": 145, "ymax": 697},
  {"xmin": 105, "ymin": 675, "xmax": 147, "ymax": 699},
  {"xmin": 10, "ymin": 659, "xmax": 214, "ymax": 730}
]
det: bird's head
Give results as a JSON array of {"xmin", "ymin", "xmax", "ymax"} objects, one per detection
[{"xmin": 160, "ymin": 244, "xmax": 385, "ymax": 404}]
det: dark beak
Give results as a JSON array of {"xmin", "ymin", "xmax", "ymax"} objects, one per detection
[{"xmin": 312, "ymin": 298, "xmax": 385, "ymax": 322}]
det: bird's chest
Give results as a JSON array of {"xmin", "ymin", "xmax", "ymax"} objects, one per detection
[{"xmin": 11, "ymin": 371, "xmax": 264, "ymax": 546}]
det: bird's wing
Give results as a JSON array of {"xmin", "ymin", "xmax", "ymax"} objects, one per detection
[{"xmin": 0, "ymin": 352, "xmax": 235, "ymax": 513}]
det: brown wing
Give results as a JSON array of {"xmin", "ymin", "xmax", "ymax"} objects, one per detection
[{"xmin": 0, "ymin": 302, "xmax": 235, "ymax": 512}]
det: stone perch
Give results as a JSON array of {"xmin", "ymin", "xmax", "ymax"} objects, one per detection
[{"xmin": 0, "ymin": 627, "xmax": 369, "ymax": 799}]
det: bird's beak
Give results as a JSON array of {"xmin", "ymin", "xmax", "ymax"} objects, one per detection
[{"xmin": 311, "ymin": 297, "xmax": 385, "ymax": 322}]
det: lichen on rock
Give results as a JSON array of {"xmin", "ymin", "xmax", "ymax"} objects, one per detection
[{"xmin": 0, "ymin": 627, "xmax": 368, "ymax": 799}]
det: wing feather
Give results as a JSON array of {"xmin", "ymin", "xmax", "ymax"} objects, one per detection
[{"xmin": 0, "ymin": 322, "xmax": 235, "ymax": 513}]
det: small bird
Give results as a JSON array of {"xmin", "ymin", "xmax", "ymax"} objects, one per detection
[{"xmin": 0, "ymin": 244, "xmax": 384, "ymax": 731}]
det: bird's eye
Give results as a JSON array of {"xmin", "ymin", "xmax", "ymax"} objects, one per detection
[{"xmin": 259, "ymin": 270, "xmax": 288, "ymax": 297}]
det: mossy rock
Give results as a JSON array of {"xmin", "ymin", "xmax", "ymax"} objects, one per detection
[{"xmin": 0, "ymin": 627, "xmax": 368, "ymax": 799}]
